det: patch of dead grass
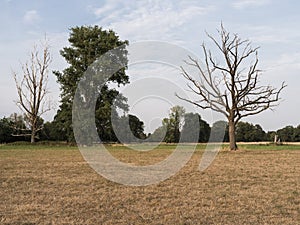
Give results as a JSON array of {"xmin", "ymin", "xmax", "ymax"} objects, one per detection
[{"xmin": 0, "ymin": 145, "xmax": 299, "ymax": 224}]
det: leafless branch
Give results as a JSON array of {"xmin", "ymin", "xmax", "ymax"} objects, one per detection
[
  {"xmin": 178, "ymin": 24, "xmax": 286, "ymax": 150},
  {"xmin": 12, "ymin": 40, "xmax": 52, "ymax": 143}
]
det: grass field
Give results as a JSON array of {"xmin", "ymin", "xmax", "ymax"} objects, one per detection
[{"xmin": 0, "ymin": 143, "xmax": 299, "ymax": 224}]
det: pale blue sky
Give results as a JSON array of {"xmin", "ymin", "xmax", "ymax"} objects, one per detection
[{"xmin": 1, "ymin": 0, "xmax": 300, "ymax": 132}]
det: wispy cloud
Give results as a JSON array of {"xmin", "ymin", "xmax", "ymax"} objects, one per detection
[
  {"xmin": 245, "ymin": 25, "xmax": 300, "ymax": 44},
  {"xmin": 89, "ymin": 0, "xmax": 215, "ymax": 41},
  {"xmin": 264, "ymin": 52, "xmax": 300, "ymax": 75},
  {"xmin": 232, "ymin": 0, "xmax": 271, "ymax": 9},
  {"xmin": 23, "ymin": 10, "xmax": 40, "ymax": 25}
]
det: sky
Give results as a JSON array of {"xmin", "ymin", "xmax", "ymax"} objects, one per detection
[{"xmin": 1, "ymin": 0, "xmax": 300, "ymax": 133}]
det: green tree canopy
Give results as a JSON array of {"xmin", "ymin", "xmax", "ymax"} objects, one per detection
[
  {"xmin": 149, "ymin": 107, "xmax": 213, "ymax": 143},
  {"xmin": 210, "ymin": 121, "xmax": 229, "ymax": 142},
  {"xmin": 53, "ymin": 25, "xmax": 129, "ymax": 142},
  {"xmin": 181, "ymin": 113, "xmax": 210, "ymax": 143},
  {"xmin": 163, "ymin": 106, "xmax": 185, "ymax": 143},
  {"xmin": 112, "ymin": 114, "xmax": 146, "ymax": 143},
  {"xmin": 236, "ymin": 121, "xmax": 266, "ymax": 142},
  {"xmin": 0, "ymin": 117, "xmax": 14, "ymax": 143},
  {"xmin": 277, "ymin": 125, "xmax": 297, "ymax": 142}
]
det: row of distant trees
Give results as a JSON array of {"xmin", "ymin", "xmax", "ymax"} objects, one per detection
[
  {"xmin": 0, "ymin": 113, "xmax": 145, "ymax": 143},
  {"xmin": 148, "ymin": 105, "xmax": 300, "ymax": 143},
  {"xmin": 1, "ymin": 109, "xmax": 299, "ymax": 144}
]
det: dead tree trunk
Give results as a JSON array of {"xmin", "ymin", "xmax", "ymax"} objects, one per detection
[
  {"xmin": 228, "ymin": 119, "xmax": 237, "ymax": 150},
  {"xmin": 13, "ymin": 41, "xmax": 51, "ymax": 143},
  {"xmin": 177, "ymin": 24, "xmax": 286, "ymax": 150},
  {"xmin": 31, "ymin": 125, "xmax": 36, "ymax": 143}
]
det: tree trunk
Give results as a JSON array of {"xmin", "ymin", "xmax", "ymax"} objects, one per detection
[
  {"xmin": 31, "ymin": 127, "xmax": 36, "ymax": 143},
  {"xmin": 228, "ymin": 121, "xmax": 238, "ymax": 150}
]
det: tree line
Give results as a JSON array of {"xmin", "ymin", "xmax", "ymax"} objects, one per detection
[
  {"xmin": 1, "ymin": 108, "xmax": 299, "ymax": 144},
  {"xmin": 7, "ymin": 24, "xmax": 287, "ymax": 149}
]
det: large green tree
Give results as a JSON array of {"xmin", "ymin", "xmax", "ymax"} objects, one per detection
[{"xmin": 53, "ymin": 26, "xmax": 129, "ymax": 142}]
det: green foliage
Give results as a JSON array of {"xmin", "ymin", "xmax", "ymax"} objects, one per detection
[
  {"xmin": 163, "ymin": 106, "xmax": 185, "ymax": 143},
  {"xmin": 276, "ymin": 125, "xmax": 300, "ymax": 142},
  {"xmin": 112, "ymin": 114, "xmax": 146, "ymax": 143},
  {"xmin": 266, "ymin": 131, "xmax": 277, "ymax": 142},
  {"xmin": 149, "ymin": 125, "xmax": 167, "ymax": 142},
  {"xmin": 9, "ymin": 113, "xmax": 31, "ymax": 142},
  {"xmin": 210, "ymin": 121, "xmax": 229, "ymax": 142},
  {"xmin": 150, "ymin": 107, "xmax": 211, "ymax": 143},
  {"xmin": 0, "ymin": 113, "xmax": 42, "ymax": 143},
  {"xmin": 9, "ymin": 113, "xmax": 29, "ymax": 135},
  {"xmin": 40, "ymin": 121, "xmax": 67, "ymax": 141},
  {"xmin": 0, "ymin": 117, "xmax": 14, "ymax": 143},
  {"xmin": 294, "ymin": 125, "xmax": 300, "ymax": 141},
  {"xmin": 127, "ymin": 115, "xmax": 146, "ymax": 140},
  {"xmin": 53, "ymin": 25, "xmax": 129, "ymax": 142},
  {"xmin": 236, "ymin": 121, "xmax": 266, "ymax": 142},
  {"xmin": 54, "ymin": 26, "xmax": 129, "ymax": 100},
  {"xmin": 181, "ymin": 113, "xmax": 210, "ymax": 143},
  {"xmin": 148, "ymin": 106, "xmax": 185, "ymax": 143},
  {"xmin": 199, "ymin": 118, "xmax": 211, "ymax": 142}
]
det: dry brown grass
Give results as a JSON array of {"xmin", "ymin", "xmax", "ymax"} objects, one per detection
[{"xmin": 0, "ymin": 144, "xmax": 299, "ymax": 224}]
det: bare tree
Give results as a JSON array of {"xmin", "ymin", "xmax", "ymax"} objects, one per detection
[
  {"xmin": 13, "ymin": 42, "xmax": 51, "ymax": 143},
  {"xmin": 178, "ymin": 25, "xmax": 286, "ymax": 150}
]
